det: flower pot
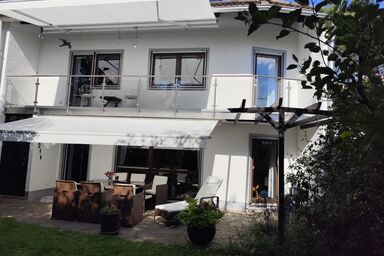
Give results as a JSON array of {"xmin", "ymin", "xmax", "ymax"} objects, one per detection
[
  {"xmin": 187, "ymin": 224, "xmax": 216, "ymax": 246},
  {"xmin": 100, "ymin": 213, "xmax": 120, "ymax": 235}
]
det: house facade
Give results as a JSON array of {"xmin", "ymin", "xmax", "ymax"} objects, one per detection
[{"xmin": 0, "ymin": 0, "xmax": 327, "ymax": 211}]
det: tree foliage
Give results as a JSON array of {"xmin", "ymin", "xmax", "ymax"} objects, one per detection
[{"xmin": 235, "ymin": 1, "xmax": 384, "ymax": 255}]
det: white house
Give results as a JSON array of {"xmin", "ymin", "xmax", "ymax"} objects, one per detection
[{"xmin": 0, "ymin": 0, "xmax": 328, "ymax": 212}]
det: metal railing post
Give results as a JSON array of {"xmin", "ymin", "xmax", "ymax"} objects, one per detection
[
  {"xmin": 213, "ymin": 77, "xmax": 217, "ymax": 118},
  {"xmin": 65, "ymin": 78, "xmax": 71, "ymax": 114},
  {"xmin": 33, "ymin": 77, "xmax": 40, "ymax": 114},
  {"xmin": 287, "ymin": 80, "xmax": 291, "ymax": 107},
  {"xmin": 254, "ymin": 76, "xmax": 258, "ymax": 107},
  {"xmin": 101, "ymin": 77, "xmax": 106, "ymax": 114},
  {"xmin": 136, "ymin": 78, "xmax": 141, "ymax": 114},
  {"xmin": 174, "ymin": 82, "xmax": 179, "ymax": 115}
]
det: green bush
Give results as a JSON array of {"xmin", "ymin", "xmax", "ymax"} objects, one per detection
[
  {"xmin": 225, "ymin": 210, "xmax": 282, "ymax": 256},
  {"xmin": 176, "ymin": 198, "xmax": 224, "ymax": 228}
]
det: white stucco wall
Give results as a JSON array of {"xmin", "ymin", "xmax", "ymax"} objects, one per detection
[
  {"xmin": 26, "ymin": 143, "xmax": 61, "ymax": 192},
  {"xmin": 2, "ymin": 23, "xmax": 42, "ymax": 106},
  {"xmin": 202, "ymin": 122, "xmax": 298, "ymax": 211},
  {"xmin": 3, "ymin": 14, "xmax": 320, "ymax": 110},
  {"xmin": 88, "ymin": 145, "xmax": 115, "ymax": 180}
]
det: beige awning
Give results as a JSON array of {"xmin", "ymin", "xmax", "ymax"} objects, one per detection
[
  {"xmin": 0, "ymin": 0, "xmax": 217, "ymax": 31},
  {"xmin": 0, "ymin": 115, "xmax": 217, "ymax": 148}
]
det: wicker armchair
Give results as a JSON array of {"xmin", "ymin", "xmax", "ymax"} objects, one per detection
[
  {"xmin": 145, "ymin": 175, "xmax": 168, "ymax": 206},
  {"xmin": 77, "ymin": 182, "xmax": 103, "ymax": 223},
  {"xmin": 109, "ymin": 183, "xmax": 144, "ymax": 227},
  {"xmin": 52, "ymin": 180, "xmax": 78, "ymax": 221}
]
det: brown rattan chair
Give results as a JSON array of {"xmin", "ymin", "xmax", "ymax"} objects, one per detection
[
  {"xmin": 77, "ymin": 182, "xmax": 103, "ymax": 223},
  {"xmin": 52, "ymin": 180, "xmax": 78, "ymax": 221},
  {"xmin": 109, "ymin": 183, "xmax": 144, "ymax": 227},
  {"xmin": 145, "ymin": 175, "xmax": 168, "ymax": 207}
]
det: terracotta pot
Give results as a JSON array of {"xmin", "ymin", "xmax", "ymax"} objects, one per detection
[
  {"xmin": 187, "ymin": 224, "xmax": 216, "ymax": 246},
  {"xmin": 100, "ymin": 213, "xmax": 120, "ymax": 235}
]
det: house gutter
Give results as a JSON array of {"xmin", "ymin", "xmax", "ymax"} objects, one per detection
[{"xmin": 212, "ymin": 5, "xmax": 327, "ymax": 17}]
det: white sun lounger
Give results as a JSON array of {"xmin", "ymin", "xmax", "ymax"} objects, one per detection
[{"xmin": 154, "ymin": 176, "xmax": 223, "ymax": 220}]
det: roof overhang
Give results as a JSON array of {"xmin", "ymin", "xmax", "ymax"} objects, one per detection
[
  {"xmin": 0, "ymin": 116, "xmax": 218, "ymax": 149},
  {"xmin": 0, "ymin": 0, "xmax": 217, "ymax": 32}
]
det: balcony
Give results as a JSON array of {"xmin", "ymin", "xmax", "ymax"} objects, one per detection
[{"xmin": 4, "ymin": 74, "xmax": 328, "ymax": 120}]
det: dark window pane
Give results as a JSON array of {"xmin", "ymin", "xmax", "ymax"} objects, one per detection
[
  {"xmin": 70, "ymin": 55, "xmax": 93, "ymax": 106},
  {"xmin": 154, "ymin": 149, "xmax": 198, "ymax": 171},
  {"xmin": 116, "ymin": 147, "xmax": 148, "ymax": 168},
  {"xmin": 95, "ymin": 54, "xmax": 120, "ymax": 87}
]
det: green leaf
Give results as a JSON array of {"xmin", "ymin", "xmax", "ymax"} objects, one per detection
[
  {"xmin": 301, "ymin": 80, "xmax": 312, "ymax": 89},
  {"xmin": 287, "ymin": 64, "xmax": 298, "ymax": 70},
  {"xmin": 267, "ymin": 6, "xmax": 281, "ymax": 19},
  {"xmin": 328, "ymin": 53, "xmax": 338, "ymax": 61},
  {"xmin": 276, "ymin": 29, "xmax": 290, "ymax": 40},
  {"xmin": 340, "ymin": 130, "xmax": 354, "ymax": 140},
  {"xmin": 315, "ymin": 1, "xmax": 328, "ymax": 12},
  {"xmin": 248, "ymin": 22, "xmax": 261, "ymax": 36},
  {"xmin": 303, "ymin": 15, "xmax": 317, "ymax": 30},
  {"xmin": 283, "ymin": 9, "xmax": 302, "ymax": 27},
  {"xmin": 249, "ymin": 3, "xmax": 258, "ymax": 15},
  {"xmin": 304, "ymin": 42, "xmax": 321, "ymax": 53},
  {"xmin": 312, "ymin": 60, "xmax": 321, "ymax": 67},
  {"xmin": 234, "ymin": 12, "xmax": 250, "ymax": 23},
  {"xmin": 292, "ymin": 54, "xmax": 298, "ymax": 62},
  {"xmin": 295, "ymin": 0, "xmax": 309, "ymax": 6},
  {"xmin": 251, "ymin": 11, "xmax": 267, "ymax": 24},
  {"xmin": 301, "ymin": 56, "xmax": 312, "ymax": 73}
]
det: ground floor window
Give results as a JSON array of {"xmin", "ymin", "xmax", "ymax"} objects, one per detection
[
  {"xmin": 250, "ymin": 137, "xmax": 278, "ymax": 204},
  {"xmin": 115, "ymin": 146, "xmax": 200, "ymax": 200}
]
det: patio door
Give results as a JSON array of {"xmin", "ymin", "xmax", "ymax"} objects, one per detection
[
  {"xmin": 62, "ymin": 144, "xmax": 89, "ymax": 182},
  {"xmin": 250, "ymin": 138, "xmax": 278, "ymax": 203},
  {"xmin": 70, "ymin": 54, "xmax": 94, "ymax": 106},
  {"xmin": 0, "ymin": 114, "xmax": 32, "ymax": 197}
]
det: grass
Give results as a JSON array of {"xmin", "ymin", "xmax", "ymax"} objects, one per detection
[{"xmin": 0, "ymin": 217, "xmax": 221, "ymax": 256}]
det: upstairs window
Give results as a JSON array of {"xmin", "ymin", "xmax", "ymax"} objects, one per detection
[
  {"xmin": 255, "ymin": 53, "xmax": 282, "ymax": 107},
  {"xmin": 150, "ymin": 50, "xmax": 207, "ymax": 89},
  {"xmin": 69, "ymin": 51, "xmax": 122, "ymax": 106}
]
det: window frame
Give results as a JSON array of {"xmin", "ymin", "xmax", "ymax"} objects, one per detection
[
  {"xmin": 69, "ymin": 50, "xmax": 123, "ymax": 90},
  {"xmin": 253, "ymin": 49, "xmax": 284, "ymax": 107},
  {"xmin": 149, "ymin": 49, "xmax": 208, "ymax": 90}
]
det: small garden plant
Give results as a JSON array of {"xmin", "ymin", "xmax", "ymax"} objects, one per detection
[{"xmin": 176, "ymin": 198, "xmax": 224, "ymax": 228}]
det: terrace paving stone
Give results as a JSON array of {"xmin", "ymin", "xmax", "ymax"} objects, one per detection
[{"xmin": 0, "ymin": 197, "xmax": 253, "ymax": 248}]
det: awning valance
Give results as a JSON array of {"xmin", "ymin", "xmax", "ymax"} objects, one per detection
[
  {"xmin": 0, "ymin": 0, "xmax": 217, "ymax": 31},
  {"xmin": 0, "ymin": 116, "xmax": 217, "ymax": 148}
]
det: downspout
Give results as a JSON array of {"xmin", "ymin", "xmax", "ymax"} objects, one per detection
[
  {"xmin": 0, "ymin": 20, "xmax": 9, "ymax": 158},
  {"xmin": 0, "ymin": 20, "xmax": 7, "ymax": 123}
]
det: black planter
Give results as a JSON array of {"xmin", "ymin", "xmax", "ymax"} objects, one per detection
[
  {"xmin": 187, "ymin": 224, "xmax": 216, "ymax": 246},
  {"xmin": 100, "ymin": 213, "xmax": 120, "ymax": 235}
]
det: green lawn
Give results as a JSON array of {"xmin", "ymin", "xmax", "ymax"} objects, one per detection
[{"xmin": 0, "ymin": 217, "xmax": 221, "ymax": 256}]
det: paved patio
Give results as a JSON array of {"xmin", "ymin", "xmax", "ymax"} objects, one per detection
[{"xmin": 0, "ymin": 197, "xmax": 252, "ymax": 248}]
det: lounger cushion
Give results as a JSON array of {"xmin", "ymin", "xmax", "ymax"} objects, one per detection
[{"xmin": 155, "ymin": 200, "xmax": 188, "ymax": 213}]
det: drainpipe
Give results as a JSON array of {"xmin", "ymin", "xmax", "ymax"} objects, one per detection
[
  {"xmin": 0, "ymin": 20, "xmax": 7, "ymax": 123},
  {"xmin": 0, "ymin": 20, "xmax": 8, "ymax": 158}
]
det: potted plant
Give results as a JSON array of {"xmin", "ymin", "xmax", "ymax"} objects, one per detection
[
  {"xmin": 177, "ymin": 198, "xmax": 224, "ymax": 246},
  {"xmin": 100, "ymin": 205, "xmax": 120, "ymax": 235}
]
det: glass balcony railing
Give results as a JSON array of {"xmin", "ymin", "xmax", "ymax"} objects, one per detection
[{"xmin": 4, "ymin": 74, "xmax": 329, "ymax": 118}]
